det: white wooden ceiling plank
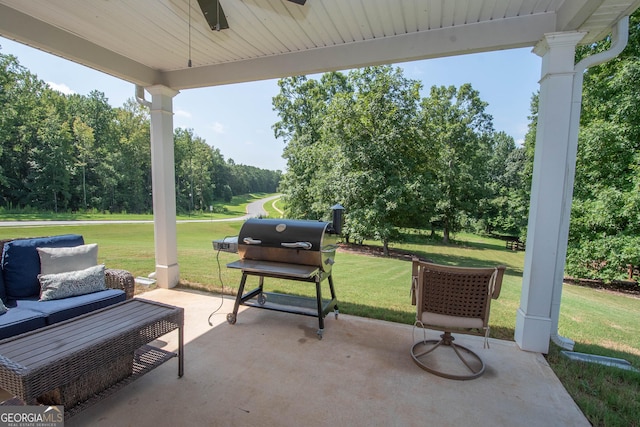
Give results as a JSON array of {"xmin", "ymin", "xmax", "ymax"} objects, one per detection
[
  {"xmin": 428, "ymin": 0, "xmax": 443, "ymax": 30},
  {"xmin": 492, "ymin": 0, "xmax": 511, "ymax": 19},
  {"xmin": 373, "ymin": 0, "xmax": 401, "ymax": 36},
  {"xmin": 304, "ymin": 2, "xmax": 347, "ymax": 46},
  {"xmin": 407, "ymin": 0, "xmax": 429, "ymax": 32},
  {"xmin": 345, "ymin": 1, "xmax": 375, "ymax": 40},
  {"xmin": 478, "ymin": 0, "xmax": 498, "ymax": 21},
  {"xmin": 248, "ymin": 0, "xmax": 314, "ymax": 51},
  {"xmin": 330, "ymin": 0, "xmax": 362, "ymax": 42},
  {"xmin": 364, "ymin": 1, "xmax": 392, "ymax": 38},
  {"xmin": 223, "ymin": 1, "xmax": 291, "ymax": 56},
  {"xmin": 455, "ymin": 0, "xmax": 473, "ymax": 25},
  {"xmin": 531, "ymin": 0, "xmax": 552, "ymax": 14},
  {"xmin": 465, "ymin": 0, "xmax": 484, "ymax": 24},
  {"xmin": 285, "ymin": 2, "xmax": 331, "ymax": 47},
  {"xmin": 387, "ymin": 0, "xmax": 410, "ymax": 35},
  {"xmin": 441, "ymin": 0, "xmax": 456, "ymax": 27},
  {"xmin": 504, "ymin": 0, "xmax": 526, "ymax": 17}
]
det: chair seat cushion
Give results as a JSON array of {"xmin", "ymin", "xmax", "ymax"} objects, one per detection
[
  {"xmin": 14, "ymin": 289, "xmax": 126, "ymax": 325},
  {"xmin": 421, "ymin": 311, "xmax": 484, "ymax": 330},
  {"xmin": 0, "ymin": 307, "xmax": 48, "ymax": 340}
]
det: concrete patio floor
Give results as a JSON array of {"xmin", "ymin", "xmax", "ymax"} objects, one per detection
[{"xmin": 61, "ymin": 288, "xmax": 588, "ymax": 427}]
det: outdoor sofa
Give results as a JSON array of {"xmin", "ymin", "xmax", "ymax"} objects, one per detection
[{"xmin": 0, "ymin": 234, "xmax": 135, "ymax": 340}]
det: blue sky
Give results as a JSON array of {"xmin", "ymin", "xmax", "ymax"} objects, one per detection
[{"xmin": 1, "ymin": 37, "xmax": 541, "ymax": 171}]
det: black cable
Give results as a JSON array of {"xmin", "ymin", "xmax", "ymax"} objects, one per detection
[{"xmin": 208, "ymin": 236, "xmax": 234, "ymax": 326}]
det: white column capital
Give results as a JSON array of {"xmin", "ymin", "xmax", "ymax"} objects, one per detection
[
  {"xmin": 146, "ymin": 85, "xmax": 180, "ymax": 112},
  {"xmin": 534, "ymin": 32, "xmax": 586, "ymax": 80},
  {"xmin": 533, "ymin": 32, "xmax": 586, "ymax": 57},
  {"xmin": 146, "ymin": 84, "xmax": 179, "ymax": 98}
]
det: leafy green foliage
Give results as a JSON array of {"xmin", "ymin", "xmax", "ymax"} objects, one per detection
[
  {"xmin": 0, "ymin": 49, "xmax": 281, "ymax": 214},
  {"xmin": 561, "ymin": 11, "xmax": 640, "ymax": 281},
  {"xmin": 273, "ymin": 67, "xmax": 522, "ymax": 248},
  {"xmin": 420, "ymin": 84, "xmax": 494, "ymax": 242}
]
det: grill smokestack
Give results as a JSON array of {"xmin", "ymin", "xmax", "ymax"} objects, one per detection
[{"xmin": 330, "ymin": 204, "xmax": 345, "ymax": 235}]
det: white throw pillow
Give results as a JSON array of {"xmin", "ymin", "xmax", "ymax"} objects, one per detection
[
  {"xmin": 39, "ymin": 264, "xmax": 106, "ymax": 301},
  {"xmin": 37, "ymin": 243, "xmax": 98, "ymax": 275}
]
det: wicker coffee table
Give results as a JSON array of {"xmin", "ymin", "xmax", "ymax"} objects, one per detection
[{"xmin": 0, "ymin": 298, "xmax": 183, "ymax": 414}]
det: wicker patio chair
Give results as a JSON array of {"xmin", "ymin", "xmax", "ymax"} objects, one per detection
[{"xmin": 410, "ymin": 259, "xmax": 506, "ymax": 380}]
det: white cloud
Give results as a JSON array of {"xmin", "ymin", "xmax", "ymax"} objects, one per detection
[
  {"xmin": 211, "ymin": 121, "xmax": 225, "ymax": 134},
  {"xmin": 46, "ymin": 81, "xmax": 74, "ymax": 95},
  {"xmin": 175, "ymin": 109, "xmax": 192, "ymax": 118}
]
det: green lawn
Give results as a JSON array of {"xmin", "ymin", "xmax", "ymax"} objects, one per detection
[
  {"xmin": 1, "ymin": 202, "xmax": 638, "ymax": 426},
  {"xmin": 262, "ymin": 195, "xmax": 284, "ymax": 219}
]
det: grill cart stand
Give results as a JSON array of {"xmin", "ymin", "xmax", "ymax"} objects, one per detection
[{"xmin": 226, "ymin": 259, "xmax": 338, "ymax": 339}]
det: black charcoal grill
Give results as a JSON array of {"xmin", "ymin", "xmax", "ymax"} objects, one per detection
[{"xmin": 223, "ymin": 206, "xmax": 343, "ymax": 339}]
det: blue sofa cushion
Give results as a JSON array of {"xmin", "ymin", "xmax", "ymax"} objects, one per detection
[
  {"xmin": 0, "ymin": 307, "xmax": 48, "ymax": 340},
  {"xmin": 0, "ymin": 268, "xmax": 5, "ymax": 303},
  {"xmin": 1, "ymin": 234, "xmax": 84, "ymax": 300},
  {"xmin": 16, "ymin": 288, "xmax": 125, "ymax": 325}
]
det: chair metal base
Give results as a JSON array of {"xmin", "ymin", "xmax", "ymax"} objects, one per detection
[{"xmin": 411, "ymin": 331, "xmax": 486, "ymax": 380}]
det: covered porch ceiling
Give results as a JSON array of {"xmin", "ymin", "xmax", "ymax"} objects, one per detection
[
  {"xmin": 1, "ymin": 0, "xmax": 640, "ymax": 355},
  {"xmin": 0, "ymin": 0, "xmax": 639, "ymax": 91}
]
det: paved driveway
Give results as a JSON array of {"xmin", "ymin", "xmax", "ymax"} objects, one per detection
[{"xmin": 0, "ymin": 195, "xmax": 281, "ymax": 227}]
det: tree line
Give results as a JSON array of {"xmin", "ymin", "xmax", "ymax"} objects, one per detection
[
  {"xmin": 273, "ymin": 11, "xmax": 640, "ymax": 282},
  {"xmin": 0, "ymin": 49, "xmax": 281, "ymax": 215},
  {"xmin": 272, "ymin": 68, "xmax": 529, "ymax": 255}
]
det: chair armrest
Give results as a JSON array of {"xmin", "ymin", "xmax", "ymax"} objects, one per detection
[
  {"xmin": 105, "ymin": 269, "xmax": 135, "ymax": 300},
  {"xmin": 411, "ymin": 258, "xmax": 419, "ymax": 305}
]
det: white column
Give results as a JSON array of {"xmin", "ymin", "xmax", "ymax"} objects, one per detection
[
  {"xmin": 515, "ymin": 32, "xmax": 585, "ymax": 353},
  {"xmin": 147, "ymin": 85, "xmax": 180, "ymax": 288}
]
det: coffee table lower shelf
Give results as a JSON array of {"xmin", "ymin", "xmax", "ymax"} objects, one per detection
[
  {"xmin": 65, "ymin": 344, "xmax": 176, "ymax": 417},
  {"xmin": 2, "ymin": 344, "xmax": 175, "ymax": 418}
]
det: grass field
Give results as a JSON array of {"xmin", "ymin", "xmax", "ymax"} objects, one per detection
[{"xmin": 1, "ymin": 195, "xmax": 638, "ymax": 426}]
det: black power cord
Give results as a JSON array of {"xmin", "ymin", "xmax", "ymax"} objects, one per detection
[{"xmin": 208, "ymin": 236, "xmax": 234, "ymax": 326}]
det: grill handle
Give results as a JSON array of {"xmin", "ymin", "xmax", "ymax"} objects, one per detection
[
  {"xmin": 243, "ymin": 237, "xmax": 262, "ymax": 245},
  {"xmin": 281, "ymin": 241, "xmax": 313, "ymax": 250}
]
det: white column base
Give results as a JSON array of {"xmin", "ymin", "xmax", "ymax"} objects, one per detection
[
  {"xmin": 515, "ymin": 308, "xmax": 552, "ymax": 353},
  {"xmin": 155, "ymin": 263, "xmax": 179, "ymax": 289}
]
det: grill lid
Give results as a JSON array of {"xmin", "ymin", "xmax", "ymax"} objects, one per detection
[
  {"xmin": 237, "ymin": 218, "xmax": 338, "ymax": 270},
  {"xmin": 239, "ymin": 218, "xmax": 329, "ymax": 252}
]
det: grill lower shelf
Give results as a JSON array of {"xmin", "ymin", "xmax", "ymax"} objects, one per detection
[
  {"xmin": 244, "ymin": 292, "xmax": 336, "ymax": 318},
  {"xmin": 225, "ymin": 263, "xmax": 339, "ymax": 339}
]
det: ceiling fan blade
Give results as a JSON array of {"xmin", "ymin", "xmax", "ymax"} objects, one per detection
[
  {"xmin": 287, "ymin": 0, "xmax": 307, "ymax": 4},
  {"xmin": 197, "ymin": 0, "xmax": 229, "ymax": 31}
]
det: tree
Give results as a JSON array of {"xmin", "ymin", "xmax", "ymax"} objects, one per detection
[
  {"xmin": 323, "ymin": 66, "xmax": 423, "ymax": 253},
  {"xmin": 26, "ymin": 104, "xmax": 73, "ymax": 211},
  {"xmin": 72, "ymin": 117, "xmax": 94, "ymax": 210},
  {"xmin": 420, "ymin": 84, "xmax": 494, "ymax": 243},
  {"xmin": 273, "ymin": 73, "xmax": 350, "ymax": 219},
  {"xmin": 480, "ymin": 131, "xmax": 529, "ymax": 236},
  {"xmin": 1, "ymin": 49, "xmax": 280, "ymax": 214},
  {"xmin": 562, "ymin": 10, "xmax": 640, "ymax": 281},
  {"xmin": 112, "ymin": 100, "xmax": 152, "ymax": 213},
  {"xmin": 0, "ymin": 49, "xmax": 51, "ymax": 207}
]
